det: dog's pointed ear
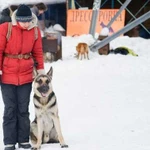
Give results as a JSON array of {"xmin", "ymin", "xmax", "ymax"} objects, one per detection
[{"xmin": 47, "ymin": 67, "xmax": 53, "ymax": 79}]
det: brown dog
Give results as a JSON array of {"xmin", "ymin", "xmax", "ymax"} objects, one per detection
[{"xmin": 76, "ymin": 43, "xmax": 89, "ymax": 60}]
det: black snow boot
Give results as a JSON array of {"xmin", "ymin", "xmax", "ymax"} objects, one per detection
[
  {"xmin": 18, "ymin": 143, "xmax": 31, "ymax": 149},
  {"xmin": 4, "ymin": 145, "xmax": 15, "ymax": 150}
]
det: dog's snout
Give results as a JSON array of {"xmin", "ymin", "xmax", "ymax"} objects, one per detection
[
  {"xmin": 38, "ymin": 85, "xmax": 49, "ymax": 93},
  {"xmin": 42, "ymin": 85, "xmax": 49, "ymax": 93}
]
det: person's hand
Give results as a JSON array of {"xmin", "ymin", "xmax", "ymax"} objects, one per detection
[{"xmin": 37, "ymin": 69, "xmax": 45, "ymax": 75}]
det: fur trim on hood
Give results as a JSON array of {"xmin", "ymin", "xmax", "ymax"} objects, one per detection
[{"xmin": 11, "ymin": 10, "xmax": 38, "ymax": 30}]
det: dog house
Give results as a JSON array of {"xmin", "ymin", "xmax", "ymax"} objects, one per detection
[{"xmin": 42, "ymin": 32, "xmax": 62, "ymax": 62}]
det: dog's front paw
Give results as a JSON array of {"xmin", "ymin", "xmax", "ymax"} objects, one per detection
[
  {"xmin": 31, "ymin": 148, "xmax": 37, "ymax": 150},
  {"xmin": 31, "ymin": 146, "xmax": 41, "ymax": 150},
  {"xmin": 61, "ymin": 144, "xmax": 69, "ymax": 148}
]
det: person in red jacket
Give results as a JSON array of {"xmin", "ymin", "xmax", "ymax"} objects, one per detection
[{"xmin": 0, "ymin": 4, "xmax": 45, "ymax": 150}]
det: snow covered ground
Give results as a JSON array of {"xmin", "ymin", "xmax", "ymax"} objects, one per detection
[
  {"xmin": 0, "ymin": 0, "xmax": 150, "ymax": 149},
  {"xmin": 0, "ymin": 34, "xmax": 150, "ymax": 150}
]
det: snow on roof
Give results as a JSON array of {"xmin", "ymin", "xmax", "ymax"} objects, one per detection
[{"xmin": 0, "ymin": 0, "xmax": 66, "ymax": 10}]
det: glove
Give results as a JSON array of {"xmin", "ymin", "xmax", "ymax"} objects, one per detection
[{"xmin": 37, "ymin": 69, "xmax": 45, "ymax": 75}]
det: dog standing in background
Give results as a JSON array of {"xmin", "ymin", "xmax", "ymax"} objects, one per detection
[
  {"xmin": 76, "ymin": 42, "xmax": 89, "ymax": 60},
  {"xmin": 30, "ymin": 67, "xmax": 68, "ymax": 150}
]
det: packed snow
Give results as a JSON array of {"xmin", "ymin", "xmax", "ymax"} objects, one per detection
[{"xmin": 0, "ymin": 34, "xmax": 150, "ymax": 150}]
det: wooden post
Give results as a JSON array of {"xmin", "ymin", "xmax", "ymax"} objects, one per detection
[{"xmin": 98, "ymin": 35, "xmax": 109, "ymax": 55}]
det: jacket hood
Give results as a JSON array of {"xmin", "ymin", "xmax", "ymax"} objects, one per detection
[
  {"xmin": 1, "ymin": 8, "xmax": 10, "ymax": 16},
  {"xmin": 11, "ymin": 10, "xmax": 38, "ymax": 30}
]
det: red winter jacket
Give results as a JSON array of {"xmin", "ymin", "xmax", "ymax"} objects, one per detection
[{"xmin": 0, "ymin": 12, "xmax": 44, "ymax": 85}]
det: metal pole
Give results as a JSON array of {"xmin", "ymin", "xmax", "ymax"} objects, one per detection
[
  {"xmin": 117, "ymin": 0, "xmax": 150, "ymax": 35},
  {"xmin": 66, "ymin": 0, "xmax": 69, "ymax": 34},
  {"xmin": 107, "ymin": 0, "xmax": 131, "ymax": 28},
  {"xmin": 75, "ymin": 1, "xmax": 82, "ymax": 8},
  {"xmin": 101, "ymin": 0, "xmax": 108, "ymax": 8},
  {"xmin": 89, "ymin": 0, "xmax": 102, "ymax": 36},
  {"xmin": 89, "ymin": 0, "xmax": 131, "ymax": 48},
  {"xmin": 68, "ymin": 0, "xmax": 71, "ymax": 9},
  {"xmin": 71, "ymin": 0, "xmax": 76, "ymax": 9},
  {"xmin": 91, "ymin": 11, "xmax": 150, "ymax": 52},
  {"xmin": 66, "ymin": 0, "xmax": 69, "ymax": 10},
  {"xmin": 128, "ymin": 0, "xmax": 150, "ymax": 23},
  {"xmin": 111, "ymin": 0, "xmax": 114, "ymax": 8}
]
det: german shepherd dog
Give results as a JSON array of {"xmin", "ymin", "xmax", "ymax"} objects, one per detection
[
  {"xmin": 30, "ymin": 67, "xmax": 68, "ymax": 150},
  {"xmin": 76, "ymin": 42, "xmax": 89, "ymax": 60}
]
